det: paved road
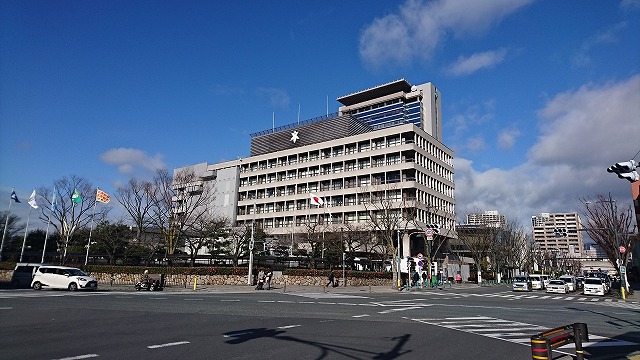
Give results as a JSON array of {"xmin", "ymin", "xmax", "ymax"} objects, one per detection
[{"xmin": 1, "ymin": 284, "xmax": 638, "ymax": 360}]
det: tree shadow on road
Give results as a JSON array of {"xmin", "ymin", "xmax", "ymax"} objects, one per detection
[{"xmin": 223, "ymin": 328, "xmax": 412, "ymax": 359}]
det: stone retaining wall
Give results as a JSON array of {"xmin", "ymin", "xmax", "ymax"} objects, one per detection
[{"xmin": 0, "ymin": 270, "xmax": 392, "ymax": 287}]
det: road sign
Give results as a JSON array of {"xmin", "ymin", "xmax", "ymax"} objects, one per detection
[
  {"xmin": 417, "ymin": 253, "xmax": 424, "ymax": 260},
  {"xmin": 425, "ymin": 229, "xmax": 434, "ymax": 236},
  {"xmin": 620, "ymin": 265, "xmax": 626, "ymax": 274},
  {"xmin": 418, "ymin": 260, "xmax": 424, "ymax": 267},
  {"xmin": 619, "ymin": 245, "xmax": 626, "ymax": 253}
]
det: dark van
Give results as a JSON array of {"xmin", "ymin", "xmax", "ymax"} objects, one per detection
[{"xmin": 11, "ymin": 263, "xmax": 44, "ymax": 288}]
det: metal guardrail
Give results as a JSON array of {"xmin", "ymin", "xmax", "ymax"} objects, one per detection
[{"xmin": 530, "ymin": 323, "xmax": 589, "ymax": 360}]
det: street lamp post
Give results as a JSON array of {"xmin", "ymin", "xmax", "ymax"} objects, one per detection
[
  {"xmin": 397, "ymin": 223, "xmax": 401, "ymax": 289},
  {"xmin": 340, "ymin": 227, "xmax": 345, "ymax": 287}
]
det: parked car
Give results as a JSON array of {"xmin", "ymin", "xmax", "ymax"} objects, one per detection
[
  {"xmin": 529, "ymin": 274, "xmax": 545, "ymax": 290},
  {"xmin": 546, "ymin": 279, "xmax": 569, "ymax": 294},
  {"xmin": 586, "ymin": 272, "xmax": 611, "ymax": 293},
  {"xmin": 559, "ymin": 275, "xmax": 576, "ymax": 292},
  {"xmin": 583, "ymin": 277, "xmax": 606, "ymax": 296},
  {"xmin": 10, "ymin": 263, "xmax": 44, "ymax": 288},
  {"xmin": 31, "ymin": 266, "xmax": 98, "ymax": 291},
  {"xmin": 512, "ymin": 276, "xmax": 532, "ymax": 292}
]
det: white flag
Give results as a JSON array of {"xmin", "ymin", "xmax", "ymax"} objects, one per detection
[
  {"xmin": 28, "ymin": 190, "xmax": 38, "ymax": 209},
  {"xmin": 309, "ymin": 193, "xmax": 324, "ymax": 206}
]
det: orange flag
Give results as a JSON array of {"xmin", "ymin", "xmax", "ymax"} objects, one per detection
[{"xmin": 96, "ymin": 189, "xmax": 111, "ymax": 204}]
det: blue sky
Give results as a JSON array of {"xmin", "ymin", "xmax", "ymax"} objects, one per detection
[{"xmin": 1, "ymin": 0, "xmax": 639, "ymax": 230}]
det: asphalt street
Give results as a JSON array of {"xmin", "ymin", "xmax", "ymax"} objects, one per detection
[{"xmin": 1, "ymin": 284, "xmax": 639, "ymax": 360}]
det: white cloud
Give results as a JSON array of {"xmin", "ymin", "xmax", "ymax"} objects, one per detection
[
  {"xmin": 620, "ymin": 0, "xmax": 640, "ymax": 10},
  {"xmin": 359, "ymin": 0, "xmax": 532, "ymax": 68},
  {"xmin": 100, "ymin": 148, "xmax": 166, "ymax": 176},
  {"xmin": 497, "ymin": 128, "xmax": 520, "ymax": 151},
  {"xmin": 257, "ymin": 87, "xmax": 290, "ymax": 108},
  {"xmin": 446, "ymin": 49, "xmax": 508, "ymax": 76},
  {"xmin": 455, "ymin": 75, "xmax": 640, "ymax": 228},
  {"xmin": 573, "ymin": 22, "xmax": 627, "ymax": 68},
  {"xmin": 466, "ymin": 136, "xmax": 486, "ymax": 153},
  {"xmin": 530, "ymin": 75, "xmax": 640, "ymax": 167}
]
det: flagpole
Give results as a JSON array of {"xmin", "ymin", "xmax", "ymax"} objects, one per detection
[
  {"xmin": 0, "ymin": 190, "xmax": 15, "ymax": 261},
  {"xmin": 42, "ymin": 188, "xmax": 56, "ymax": 263},
  {"xmin": 84, "ymin": 198, "xmax": 98, "ymax": 265},
  {"xmin": 19, "ymin": 205, "xmax": 33, "ymax": 262},
  {"xmin": 63, "ymin": 201, "xmax": 74, "ymax": 262},
  {"xmin": 42, "ymin": 217, "xmax": 52, "ymax": 263}
]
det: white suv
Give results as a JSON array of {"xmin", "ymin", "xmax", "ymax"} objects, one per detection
[
  {"xmin": 582, "ymin": 277, "xmax": 605, "ymax": 296},
  {"xmin": 31, "ymin": 266, "xmax": 98, "ymax": 291}
]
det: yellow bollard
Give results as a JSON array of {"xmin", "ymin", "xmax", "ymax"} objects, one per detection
[{"xmin": 193, "ymin": 276, "xmax": 198, "ymax": 291}]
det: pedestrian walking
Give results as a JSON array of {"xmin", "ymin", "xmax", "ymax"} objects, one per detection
[
  {"xmin": 421, "ymin": 272, "xmax": 427, "ymax": 289},
  {"xmin": 256, "ymin": 270, "xmax": 265, "ymax": 290},
  {"xmin": 265, "ymin": 268, "xmax": 273, "ymax": 290},
  {"xmin": 412, "ymin": 271, "xmax": 420, "ymax": 288},
  {"xmin": 327, "ymin": 270, "xmax": 336, "ymax": 287}
]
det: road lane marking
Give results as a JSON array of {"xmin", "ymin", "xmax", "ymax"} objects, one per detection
[
  {"xmin": 352, "ymin": 314, "xmax": 370, "ymax": 318},
  {"xmin": 184, "ymin": 298, "xmax": 203, "ymax": 301},
  {"xmin": 147, "ymin": 341, "xmax": 190, "ymax": 349},
  {"xmin": 379, "ymin": 306, "xmax": 425, "ymax": 314},
  {"xmin": 220, "ymin": 299, "xmax": 240, "ymax": 302},
  {"xmin": 53, "ymin": 354, "xmax": 99, "ymax": 360},
  {"xmin": 277, "ymin": 325, "xmax": 301, "ymax": 329}
]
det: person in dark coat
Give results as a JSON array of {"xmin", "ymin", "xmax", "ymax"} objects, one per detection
[{"xmin": 327, "ymin": 270, "xmax": 335, "ymax": 287}]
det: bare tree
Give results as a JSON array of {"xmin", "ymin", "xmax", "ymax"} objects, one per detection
[
  {"xmin": 37, "ymin": 175, "xmax": 107, "ymax": 264},
  {"xmin": 361, "ymin": 185, "xmax": 401, "ymax": 285},
  {"xmin": 493, "ymin": 219, "xmax": 531, "ymax": 280},
  {"xmin": 149, "ymin": 169, "xmax": 177, "ymax": 256},
  {"xmin": 185, "ymin": 215, "xmax": 229, "ymax": 267},
  {"xmin": 457, "ymin": 222, "xmax": 500, "ymax": 282},
  {"xmin": 115, "ymin": 178, "xmax": 155, "ymax": 242},
  {"xmin": 580, "ymin": 194, "xmax": 636, "ymax": 290}
]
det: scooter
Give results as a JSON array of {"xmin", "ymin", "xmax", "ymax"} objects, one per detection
[{"xmin": 135, "ymin": 278, "xmax": 163, "ymax": 291}]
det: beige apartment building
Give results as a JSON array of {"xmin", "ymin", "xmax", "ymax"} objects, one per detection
[{"xmin": 531, "ymin": 212, "xmax": 585, "ymax": 257}]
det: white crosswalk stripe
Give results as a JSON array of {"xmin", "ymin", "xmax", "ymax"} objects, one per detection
[
  {"xmin": 413, "ymin": 291, "xmax": 637, "ymax": 305},
  {"xmin": 410, "ymin": 315, "xmax": 638, "ymax": 348}
]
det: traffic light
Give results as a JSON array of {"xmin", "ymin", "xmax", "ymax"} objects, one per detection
[
  {"xmin": 607, "ymin": 160, "xmax": 639, "ymax": 182},
  {"xmin": 554, "ymin": 228, "xmax": 568, "ymax": 238},
  {"xmin": 425, "ymin": 224, "xmax": 440, "ymax": 234}
]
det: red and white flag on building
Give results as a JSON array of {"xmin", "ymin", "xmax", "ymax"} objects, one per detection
[
  {"xmin": 309, "ymin": 193, "xmax": 324, "ymax": 206},
  {"xmin": 96, "ymin": 189, "xmax": 111, "ymax": 204}
]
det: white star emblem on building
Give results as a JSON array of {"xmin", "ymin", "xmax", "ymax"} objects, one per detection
[{"xmin": 290, "ymin": 130, "xmax": 299, "ymax": 143}]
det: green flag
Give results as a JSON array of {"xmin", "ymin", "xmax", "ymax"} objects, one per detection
[{"xmin": 72, "ymin": 189, "xmax": 82, "ymax": 204}]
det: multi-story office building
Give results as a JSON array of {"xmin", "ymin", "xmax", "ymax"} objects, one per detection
[
  {"xmin": 465, "ymin": 210, "xmax": 506, "ymax": 228},
  {"xmin": 175, "ymin": 79, "xmax": 455, "ymax": 257},
  {"xmin": 531, "ymin": 212, "xmax": 585, "ymax": 257}
]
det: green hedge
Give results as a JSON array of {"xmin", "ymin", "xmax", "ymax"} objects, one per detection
[{"xmin": 0, "ymin": 262, "xmax": 392, "ymax": 279}]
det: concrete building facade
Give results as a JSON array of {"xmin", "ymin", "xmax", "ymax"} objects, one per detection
[
  {"xmin": 174, "ymin": 79, "xmax": 455, "ymax": 258},
  {"xmin": 466, "ymin": 210, "xmax": 506, "ymax": 228},
  {"xmin": 531, "ymin": 212, "xmax": 585, "ymax": 257}
]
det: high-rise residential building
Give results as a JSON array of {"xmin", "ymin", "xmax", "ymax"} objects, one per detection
[
  {"xmin": 531, "ymin": 212, "xmax": 585, "ymax": 257},
  {"xmin": 466, "ymin": 210, "xmax": 506, "ymax": 228},
  {"xmin": 174, "ymin": 79, "xmax": 455, "ymax": 258}
]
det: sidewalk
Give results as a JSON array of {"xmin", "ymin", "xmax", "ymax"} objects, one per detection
[{"xmin": 101, "ymin": 281, "xmax": 481, "ymax": 294}]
